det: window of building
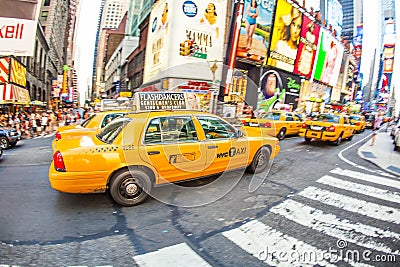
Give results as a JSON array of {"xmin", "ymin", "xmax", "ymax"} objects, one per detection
[{"xmin": 44, "ymin": 0, "xmax": 51, "ymax": 6}]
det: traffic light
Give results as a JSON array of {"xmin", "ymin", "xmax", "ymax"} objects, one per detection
[{"xmin": 179, "ymin": 40, "xmax": 195, "ymax": 56}]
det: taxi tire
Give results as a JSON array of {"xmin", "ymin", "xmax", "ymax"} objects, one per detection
[
  {"xmin": 0, "ymin": 136, "xmax": 9, "ymax": 149},
  {"xmin": 333, "ymin": 134, "xmax": 343, "ymax": 146},
  {"xmin": 277, "ymin": 128, "xmax": 286, "ymax": 140},
  {"xmin": 110, "ymin": 170, "xmax": 152, "ymax": 206},
  {"xmin": 248, "ymin": 147, "xmax": 271, "ymax": 174}
]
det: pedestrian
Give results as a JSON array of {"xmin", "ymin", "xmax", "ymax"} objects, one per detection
[{"xmin": 370, "ymin": 129, "xmax": 377, "ymax": 146}]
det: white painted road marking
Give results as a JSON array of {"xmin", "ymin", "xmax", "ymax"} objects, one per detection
[
  {"xmin": 330, "ymin": 168, "xmax": 400, "ymax": 189},
  {"xmin": 133, "ymin": 243, "xmax": 211, "ymax": 267},
  {"xmin": 270, "ymin": 199, "xmax": 400, "ymax": 254},
  {"xmin": 317, "ymin": 175, "xmax": 400, "ymax": 204},
  {"xmin": 299, "ymin": 187, "xmax": 400, "ymax": 224}
]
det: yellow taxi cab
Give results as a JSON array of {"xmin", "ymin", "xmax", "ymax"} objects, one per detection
[
  {"xmin": 299, "ymin": 113, "xmax": 356, "ymax": 145},
  {"xmin": 49, "ymin": 109, "xmax": 280, "ymax": 206},
  {"xmin": 349, "ymin": 114, "xmax": 366, "ymax": 133},
  {"xmin": 241, "ymin": 110, "xmax": 303, "ymax": 140},
  {"xmin": 53, "ymin": 110, "xmax": 129, "ymax": 150}
]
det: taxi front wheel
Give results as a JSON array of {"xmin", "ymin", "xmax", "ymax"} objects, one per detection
[
  {"xmin": 110, "ymin": 169, "xmax": 152, "ymax": 206},
  {"xmin": 248, "ymin": 147, "xmax": 271, "ymax": 174}
]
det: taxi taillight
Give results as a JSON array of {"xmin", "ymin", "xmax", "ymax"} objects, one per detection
[
  {"xmin": 263, "ymin": 122, "xmax": 272, "ymax": 128},
  {"xmin": 54, "ymin": 151, "xmax": 66, "ymax": 172},
  {"xmin": 302, "ymin": 122, "xmax": 307, "ymax": 128},
  {"xmin": 55, "ymin": 131, "xmax": 61, "ymax": 141},
  {"xmin": 356, "ymin": 122, "xmax": 361, "ymax": 126},
  {"xmin": 241, "ymin": 120, "xmax": 249, "ymax": 126},
  {"xmin": 327, "ymin": 125, "xmax": 336, "ymax": 132}
]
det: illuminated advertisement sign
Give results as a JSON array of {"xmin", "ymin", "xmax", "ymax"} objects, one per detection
[
  {"xmin": 352, "ymin": 24, "xmax": 363, "ymax": 62},
  {"xmin": 9, "ymin": 57, "xmax": 26, "ymax": 87},
  {"xmin": 383, "ymin": 47, "xmax": 395, "ymax": 73},
  {"xmin": 383, "ymin": 18, "xmax": 395, "ymax": 46},
  {"xmin": 294, "ymin": 15, "xmax": 320, "ymax": 79},
  {"xmin": 0, "ymin": 0, "xmax": 43, "ymax": 56},
  {"xmin": 313, "ymin": 28, "xmax": 344, "ymax": 87},
  {"xmin": 236, "ymin": 0, "xmax": 276, "ymax": 64},
  {"xmin": 327, "ymin": 0, "xmax": 343, "ymax": 37},
  {"xmin": 143, "ymin": 0, "xmax": 227, "ymax": 84},
  {"xmin": 258, "ymin": 67, "xmax": 301, "ymax": 111},
  {"xmin": 377, "ymin": 73, "xmax": 391, "ymax": 105},
  {"xmin": 267, "ymin": 0, "xmax": 302, "ymax": 72}
]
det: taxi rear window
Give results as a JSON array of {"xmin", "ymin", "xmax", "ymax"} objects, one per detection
[
  {"xmin": 96, "ymin": 117, "xmax": 132, "ymax": 144},
  {"xmin": 264, "ymin": 112, "xmax": 281, "ymax": 120},
  {"xmin": 349, "ymin": 115, "xmax": 360, "ymax": 121},
  {"xmin": 81, "ymin": 114, "xmax": 95, "ymax": 128},
  {"xmin": 315, "ymin": 114, "xmax": 340, "ymax": 123}
]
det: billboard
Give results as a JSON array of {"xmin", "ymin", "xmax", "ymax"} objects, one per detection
[
  {"xmin": 0, "ymin": 0, "xmax": 43, "ymax": 56},
  {"xmin": 267, "ymin": 0, "xmax": 302, "ymax": 72},
  {"xmin": 293, "ymin": 15, "xmax": 320, "ymax": 79},
  {"xmin": 9, "ymin": 57, "xmax": 26, "ymax": 87},
  {"xmin": 236, "ymin": 0, "xmax": 276, "ymax": 64},
  {"xmin": 143, "ymin": 0, "xmax": 227, "ymax": 84},
  {"xmin": 327, "ymin": 0, "xmax": 343, "ymax": 37},
  {"xmin": 258, "ymin": 68, "xmax": 301, "ymax": 111},
  {"xmin": 0, "ymin": 56, "xmax": 26, "ymax": 87},
  {"xmin": 313, "ymin": 28, "xmax": 344, "ymax": 87},
  {"xmin": 383, "ymin": 47, "xmax": 395, "ymax": 73},
  {"xmin": 352, "ymin": 24, "xmax": 363, "ymax": 62}
]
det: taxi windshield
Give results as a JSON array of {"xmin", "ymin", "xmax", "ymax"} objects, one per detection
[
  {"xmin": 314, "ymin": 114, "xmax": 340, "ymax": 123},
  {"xmin": 96, "ymin": 117, "xmax": 132, "ymax": 144},
  {"xmin": 81, "ymin": 114, "xmax": 96, "ymax": 128}
]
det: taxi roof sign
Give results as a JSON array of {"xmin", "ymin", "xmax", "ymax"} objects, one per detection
[{"xmin": 134, "ymin": 92, "xmax": 200, "ymax": 111}]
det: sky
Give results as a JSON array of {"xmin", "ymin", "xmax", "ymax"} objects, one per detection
[
  {"xmin": 73, "ymin": 0, "xmax": 399, "ymax": 111},
  {"xmin": 74, "ymin": 0, "xmax": 102, "ymax": 104}
]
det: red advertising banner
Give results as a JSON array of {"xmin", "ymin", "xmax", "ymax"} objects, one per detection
[
  {"xmin": 294, "ymin": 15, "xmax": 320, "ymax": 79},
  {"xmin": 268, "ymin": 0, "xmax": 302, "ymax": 72}
]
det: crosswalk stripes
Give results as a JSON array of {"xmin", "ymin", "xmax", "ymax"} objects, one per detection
[
  {"xmin": 298, "ymin": 186, "xmax": 400, "ymax": 224},
  {"xmin": 2, "ymin": 169, "xmax": 398, "ymax": 266},
  {"xmin": 330, "ymin": 168, "xmax": 400, "ymax": 189},
  {"xmin": 133, "ymin": 243, "xmax": 211, "ymax": 267},
  {"xmin": 316, "ymin": 175, "xmax": 400, "ymax": 204},
  {"xmin": 130, "ymin": 168, "xmax": 399, "ymax": 266},
  {"xmin": 269, "ymin": 199, "xmax": 399, "ymax": 254}
]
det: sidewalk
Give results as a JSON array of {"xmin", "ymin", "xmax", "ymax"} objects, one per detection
[{"xmin": 358, "ymin": 127, "xmax": 400, "ymax": 176}]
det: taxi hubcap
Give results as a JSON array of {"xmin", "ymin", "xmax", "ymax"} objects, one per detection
[
  {"xmin": 126, "ymin": 183, "xmax": 138, "ymax": 195},
  {"xmin": 121, "ymin": 178, "xmax": 141, "ymax": 197},
  {"xmin": 257, "ymin": 153, "xmax": 266, "ymax": 167}
]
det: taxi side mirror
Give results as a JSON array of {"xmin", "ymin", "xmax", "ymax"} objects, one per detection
[{"xmin": 236, "ymin": 130, "xmax": 244, "ymax": 138}]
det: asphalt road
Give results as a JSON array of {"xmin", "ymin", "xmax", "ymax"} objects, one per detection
[{"xmin": 0, "ymin": 131, "xmax": 399, "ymax": 266}]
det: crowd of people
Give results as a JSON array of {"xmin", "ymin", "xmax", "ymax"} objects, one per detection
[{"xmin": 0, "ymin": 108, "xmax": 91, "ymax": 139}]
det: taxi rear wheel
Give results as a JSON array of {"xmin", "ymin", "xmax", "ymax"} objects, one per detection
[
  {"xmin": 333, "ymin": 134, "xmax": 343, "ymax": 146},
  {"xmin": 277, "ymin": 128, "xmax": 286, "ymax": 140},
  {"xmin": 110, "ymin": 170, "xmax": 152, "ymax": 206},
  {"xmin": 248, "ymin": 147, "xmax": 271, "ymax": 174}
]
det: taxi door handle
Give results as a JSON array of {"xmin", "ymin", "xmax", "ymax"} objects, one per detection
[
  {"xmin": 208, "ymin": 145, "xmax": 218, "ymax": 149},
  {"xmin": 147, "ymin": 151, "xmax": 160, "ymax": 155}
]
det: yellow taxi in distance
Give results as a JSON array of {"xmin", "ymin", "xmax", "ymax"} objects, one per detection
[
  {"xmin": 241, "ymin": 110, "xmax": 303, "ymax": 140},
  {"xmin": 299, "ymin": 113, "xmax": 356, "ymax": 145},
  {"xmin": 54, "ymin": 110, "xmax": 128, "ymax": 142},
  {"xmin": 349, "ymin": 114, "xmax": 366, "ymax": 133},
  {"xmin": 49, "ymin": 110, "xmax": 280, "ymax": 206}
]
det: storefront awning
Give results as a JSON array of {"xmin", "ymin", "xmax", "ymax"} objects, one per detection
[{"xmin": 0, "ymin": 84, "xmax": 31, "ymax": 104}]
